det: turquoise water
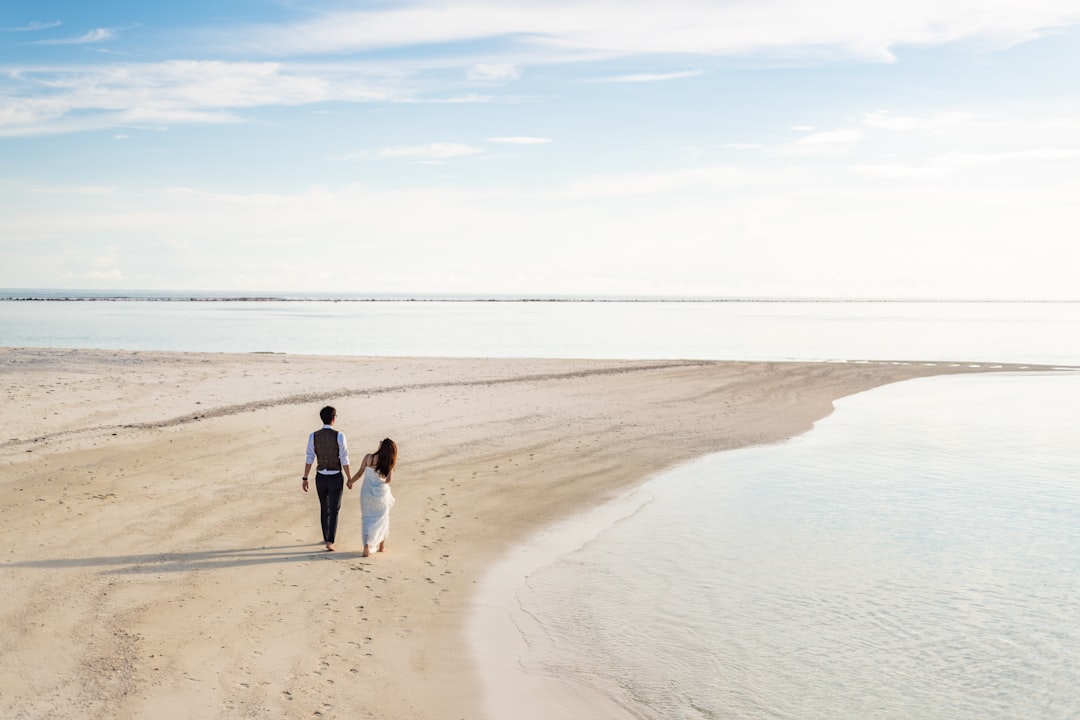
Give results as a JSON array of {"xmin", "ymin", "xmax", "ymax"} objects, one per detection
[{"xmin": 479, "ymin": 372, "xmax": 1080, "ymax": 720}]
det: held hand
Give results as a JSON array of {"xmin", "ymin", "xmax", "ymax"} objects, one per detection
[{"xmin": 346, "ymin": 478, "xmax": 355, "ymax": 490}]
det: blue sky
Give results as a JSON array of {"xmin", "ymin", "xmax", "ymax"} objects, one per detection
[{"xmin": 2, "ymin": 1, "xmax": 1079, "ymax": 298}]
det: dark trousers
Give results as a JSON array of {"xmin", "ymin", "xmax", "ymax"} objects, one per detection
[{"xmin": 315, "ymin": 472, "xmax": 345, "ymax": 543}]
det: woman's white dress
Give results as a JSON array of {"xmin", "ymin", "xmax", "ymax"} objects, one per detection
[{"xmin": 360, "ymin": 466, "xmax": 395, "ymax": 548}]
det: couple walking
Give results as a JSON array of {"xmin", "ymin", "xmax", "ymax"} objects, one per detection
[{"xmin": 302, "ymin": 405, "xmax": 396, "ymax": 557}]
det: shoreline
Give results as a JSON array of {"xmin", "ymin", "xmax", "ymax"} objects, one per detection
[
  {"xmin": 474, "ymin": 368, "xmax": 1080, "ymax": 719},
  {"xmin": 470, "ymin": 481, "xmax": 657, "ymax": 720},
  {"xmin": 0, "ymin": 348, "xmax": 1049, "ymax": 719}
]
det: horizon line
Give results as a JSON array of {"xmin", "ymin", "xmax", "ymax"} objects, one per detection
[{"xmin": 1, "ymin": 289, "xmax": 1077, "ymax": 304}]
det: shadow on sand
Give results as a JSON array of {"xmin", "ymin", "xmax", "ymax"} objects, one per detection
[{"xmin": 5, "ymin": 543, "xmax": 366, "ymax": 573}]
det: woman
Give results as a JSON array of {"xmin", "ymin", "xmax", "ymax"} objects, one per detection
[{"xmin": 347, "ymin": 438, "xmax": 397, "ymax": 557}]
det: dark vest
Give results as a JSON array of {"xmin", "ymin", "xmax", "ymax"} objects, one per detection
[{"xmin": 313, "ymin": 428, "xmax": 341, "ymax": 472}]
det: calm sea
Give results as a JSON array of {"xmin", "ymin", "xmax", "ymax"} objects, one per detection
[
  {"xmin": 3, "ymin": 295, "xmax": 1079, "ymax": 719},
  {"xmin": 475, "ymin": 371, "xmax": 1080, "ymax": 720},
  {"xmin": 2, "ymin": 296, "xmax": 1080, "ymax": 364}
]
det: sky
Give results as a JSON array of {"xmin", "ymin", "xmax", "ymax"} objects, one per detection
[{"xmin": 2, "ymin": 1, "xmax": 1079, "ymax": 299}]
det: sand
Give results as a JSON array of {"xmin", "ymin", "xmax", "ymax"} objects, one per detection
[{"xmin": 0, "ymin": 348, "xmax": 1033, "ymax": 719}]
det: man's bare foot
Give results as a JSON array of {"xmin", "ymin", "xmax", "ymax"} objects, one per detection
[{"xmin": 326, "ymin": 542, "xmax": 335, "ymax": 552}]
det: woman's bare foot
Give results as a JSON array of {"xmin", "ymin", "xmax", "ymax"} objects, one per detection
[
  {"xmin": 377, "ymin": 541, "xmax": 386, "ymax": 553},
  {"xmin": 361, "ymin": 545, "xmax": 370, "ymax": 557}
]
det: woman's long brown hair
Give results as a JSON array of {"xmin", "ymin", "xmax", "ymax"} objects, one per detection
[{"xmin": 375, "ymin": 438, "xmax": 397, "ymax": 479}]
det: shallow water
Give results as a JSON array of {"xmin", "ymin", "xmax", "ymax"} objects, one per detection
[
  {"xmin": 2, "ymin": 299, "xmax": 1079, "ymax": 364},
  {"xmin": 480, "ymin": 372, "xmax": 1080, "ymax": 720}
]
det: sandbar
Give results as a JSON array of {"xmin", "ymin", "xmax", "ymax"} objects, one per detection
[{"xmin": 0, "ymin": 349, "xmax": 1032, "ymax": 719}]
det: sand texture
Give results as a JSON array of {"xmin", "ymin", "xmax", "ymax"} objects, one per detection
[{"xmin": 0, "ymin": 349, "xmax": 1031, "ymax": 719}]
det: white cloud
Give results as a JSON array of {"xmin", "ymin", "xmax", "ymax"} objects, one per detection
[
  {"xmin": 378, "ymin": 143, "xmax": 483, "ymax": 159},
  {"xmin": 30, "ymin": 28, "xmax": 115, "ymax": 45},
  {"xmin": 466, "ymin": 63, "xmax": 520, "ymax": 82},
  {"xmin": 234, "ymin": 1, "xmax": 1080, "ymax": 62},
  {"xmin": 487, "ymin": 136, "xmax": 551, "ymax": 144},
  {"xmin": 0, "ymin": 60, "xmax": 403, "ymax": 137},
  {"xmin": 603, "ymin": 70, "xmax": 703, "ymax": 83},
  {"xmin": 423, "ymin": 93, "xmax": 499, "ymax": 104},
  {"xmin": 10, "ymin": 21, "xmax": 62, "ymax": 32},
  {"xmin": 565, "ymin": 166, "xmax": 743, "ymax": 199},
  {"xmin": 6, "ymin": 3, "xmax": 1078, "ymax": 139},
  {"xmin": 851, "ymin": 147, "xmax": 1080, "ymax": 178},
  {"xmin": 861, "ymin": 110, "xmax": 975, "ymax": 130},
  {"xmin": 771, "ymin": 128, "xmax": 865, "ymax": 156},
  {"xmin": 796, "ymin": 129, "xmax": 866, "ymax": 145}
]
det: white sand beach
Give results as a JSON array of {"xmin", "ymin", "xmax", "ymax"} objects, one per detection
[{"xmin": 0, "ymin": 348, "xmax": 1029, "ymax": 719}]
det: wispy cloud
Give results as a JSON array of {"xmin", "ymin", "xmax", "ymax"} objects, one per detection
[
  {"xmin": 602, "ymin": 70, "xmax": 703, "ymax": 83},
  {"xmin": 232, "ymin": 1, "xmax": 1080, "ymax": 62},
  {"xmin": 30, "ymin": 28, "xmax": 115, "ymax": 45},
  {"xmin": 0, "ymin": 57, "xmax": 517, "ymax": 137},
  {"xmin": 10, "ymin": 20, "xmax": 62, "ymax": 32},
  {"xmin": 861, "ymin": 110, "xmax": 975, "ymax": 130},
  {"xmin": 566, "ymin": 166, "xmax": 743, "ymax": 199},
  {"xmin": 487, "ymin": 136, "xmax": 551, "ymax": 144},
  {"xmin": 422, "ymin": 93, "xmax": 500, "ymax": 104},
  {"xmin": 466, "ymin": 63, "xmax": 520, "ymax": 82},
  {"xmin": 7, "ymin": 3, "xmax": 1080, "ymax": 139},
  {"xmin": 771, "ymin": 128, "xmax": 865, "ymax": 156},
  {"xmin": 851, "ymin": 147, "xmax": 1080, "ymax": 178},
  {"xmin": 378, "ymin": 143, "xmax": 483, "ymax": 159},
  {"xmin": 0, "ymin": 61, "xmax": 404, "ymax": 137}
]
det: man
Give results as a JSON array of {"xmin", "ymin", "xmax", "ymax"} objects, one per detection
[{"xmin": 302, "ymin": 405, "xmax": 351, "ymax": 551}]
